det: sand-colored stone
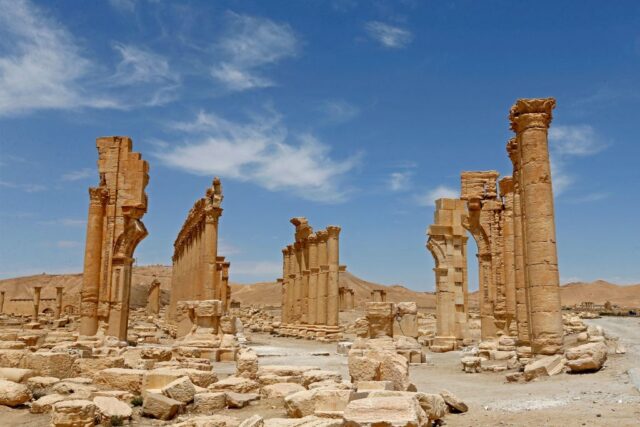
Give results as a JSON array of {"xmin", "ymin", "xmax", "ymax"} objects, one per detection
[
  {"xmin": 51, "ymin": 399, "xmax": 96, "ymax": 427},
  {"xmin": 80, "ymin": 136, "xmax": 149, "ymax": 341}
]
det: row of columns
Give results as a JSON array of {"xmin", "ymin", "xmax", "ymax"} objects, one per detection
[
  {"xmin": 280, "ymin": 218, "xmax": 342, "ymax": 332},
  {"xmin": 168, "ymin": 178, "xmax": 230, "ymax": 326}
]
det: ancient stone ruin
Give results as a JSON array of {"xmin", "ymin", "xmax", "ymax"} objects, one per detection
[
  {"xmin": 426, "ymin": 198, "xmax": 470, "ymax": 351},
  {"xmin": 79, "ymin": 136, "xmax": 149, "ymax": 341},
  {"xmin": 279, "ymin": 218, "xmax": 345, "ymax": 341}
]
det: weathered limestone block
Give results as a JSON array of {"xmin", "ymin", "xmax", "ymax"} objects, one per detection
[
  {"xmin": 30, "ymin": 393, "xmax": 66, "ymax": 414},
  {"xmin": 365, "ymin": 391, "xmax": 446, "ymax": 424},
  {"xmin": 366, "ymin": 302, "xmax": 395, "ymax": 338},
  {"xmin": 162, "ymin": 376, "xmax": 196, "ymax": 403},
  {"xmin": 284, "ymin": 389, "xmax": 352, "ymax": 418},
  {"xmin": 240, "ymin": 414, "xmax": 264, "ymax": 427},
  {"xmin": 523, "ymin": 355, "xmax": 565, "ymax": 381},
  {"xmin": 236, "ymin": 348, "xmax": 259, "ymax": 379},
  {"xmin": 308, "ymin": 380, "xmax": 352, "ymax": 391},
  {"xmin": 225, "ymin": 391, "xmax": 259, "ymax": 408},
  {"xmin": 173, "ymin": 414, "xmax": 240, "ymax": 427},
  {"xmin": 0, "ymin": 349, "xmax": 26, "ymax": 368},
  {"xmin": 25, "ymin": 351, "xmax": 77, "ymax": 379},
  {"xmin": 93, "ymin": 396, "xmax": 133, "ymax": 422},
  {"xmin": 71, "ymin": 357, "xmax": 125, "ymax": 380},
  {"xmin": 348, "ymin": 349, "xmax": 410, "ymax": 391},
  {"xmin": 142, "ymin": 393, "xmax": 184, "ymax": 420},
  {"xmin": 343, "ymin": 396, "xmax": 426, "ymax": 427},
  {"xmin": 301, "ymin": 370, "xmax": 342, "ymax": 387},
  {"xmin": 51, "ymin": 381, "xmax": 97, "ymax": 399},
  {"xmin": 378, "ymin": 352, "xmax": 411, "ymax": 392},
  {"xmin": 440, "ymin": 389, "xmax": 468, "ymax": 413},
  {"xmin": 356, "ymin": 381, "xmax": 394, "ymax": 392},
  {"xmin": 261, "ymin": 383, "xmax": 306, "ymax": 400},
  {"xmin": 0, "ymin": 367, "xmax": 37, "ymax": 383},
  {"xmin": 0, "ymin": 379, "xmax": 31, "ymax": 407},
  {"xmin": 263, "ymin": 416, "xmax": 341, "ymax": 427},
  {"xmin": 209, "ymin": 376, "xmax": 260, "ymax": 394},
  {"xmin": 51, "ymin": 399, "xmax": 96, "ymax": 427},
  {"xmin": 95, "ymin": 368, "xmax": 145, "ymax": 394},
  {"xmin": 566, "ymin": 342, "xmax": 607, "ymax": 373},
  {"xmin": 141, "ymin": 347, "xmax": 172, "ymax": 362},
  {"xmin": 193, "ymin": 391, "xmax": 227, "ymax": 413},
  {"xmin": 460, "ymin": 356, "xmax": 482, "ymax": 373},
  {"xmin": 26, "ymin": 376, "xmax": 60, "ymax": 396}
]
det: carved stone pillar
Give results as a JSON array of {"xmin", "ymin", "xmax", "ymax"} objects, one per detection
[
  {"xmin": 500, "ymin": 177, "xmax": 517, "ymax": 333},
  {"xmin": 287, "ymin": 245, "xmax": 296, "ymax": 325},
  {"xmin": 307, "ymin": 234, "xmax": 318, "ymax": 325},
  {"xmin": 107, "ymin": 256, "xmax": 133, "ymax": 340},
  {"xmin": 147, "ymin": 279, "xmax": 161, "ymax": 315},
  {"xmin": 316, "ymin": 231, "xmax": 328, "ymax": 325},
  {"xmin": 221, "ymin": 261, "xmax": 230, "ymax": 312},
  {"xmin": 80, "ymin": 186, "xmax": 107, "ymax": 336},
  {"xmin": 55, "ymin": 286, "xmax": 64, "ymax": 319},
  {"xmin": 0, "ymin": 291, "xmax": 4, "ymax": 314},
  {"xmin": 326, "ymin": 226, "xmax": 341, "ymax": 327},
  {"xmin": 32, "ymin": 286, "xmax": 42, "ymax": 321},
  {"xmin": 281, "ymin": 248, "xmax": 289, "ymax": 324},
  {"xmin": 510, "ymin": 98, "xmax": 563, "ymax": 355},
  {"xmin": 293, "ymin": 242, "xmax": 303, "ymax": 324},
  {"xmin": 204, "ymin": 204, "xmax": 222, "ymax": 301}
]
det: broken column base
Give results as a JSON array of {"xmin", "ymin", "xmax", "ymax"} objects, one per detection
[{"xmin": 430, "ymin": 336, "xmax": 458, "ymax": 353}]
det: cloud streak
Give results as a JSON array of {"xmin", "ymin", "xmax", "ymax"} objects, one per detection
[
  {"xmin": 211, "ymin": 13, "xmax": 299, "ymax": 91},
  {"xmin": 364, "ymin": 21, "xmax": 413, "ymax": 49},
  {"xmin": 414, "ymin": 185, "xmax": 458, "ymax": 206},
  {"xmin": 156, "ymin": 110, "xmax": 360, "ymax": 203}
]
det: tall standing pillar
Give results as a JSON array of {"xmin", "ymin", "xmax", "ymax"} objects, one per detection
[
  {"xmin": 293, "ymin": 242, "xmax": 303, "ymax": 324},
  {"xmin": 0, "ymin": 291, "xmax": 5, "ymax": 314},
  {"xmin": 80, "ymin": 187, "xmax": 108, "ymax": 336},
  {"xmin": 287, "ymin": 245, "xmax": 296, "ymax": 325},
  {"xmin": 326, "ymin": 226, "xmax": 341, "ymax": 327},
  {"xmin": 107, "ymin": 256, "xmax": 133, "ymax": 340},
  {"xmin": 281, "ymin": 248, "xmax": 290, "ymax": 324},
  {"xmin": 500, "ymin": 177, "xmax": 517, "ymax": 333},
  {"xmin": 32, "ymin": 286, "xmax": 42, "ymax": 321},
  {"xmin": 300, "ymin": 241, "xmax": 309, "ymax": 325},
  {"xmin": 508, "ymin": 138, "xmax": 531, "ymax": 346},
  {"xmin": 307, "ymin": 234, "xmax": 318, "ymax": 325},
  {"xmin": 147, "ymin": 279, "xmax": 161, "ymax": 315},
  {"xmin": 221, "ymin": 261, "xmax": 230, "ymax": 312},
  {"xmin": 204, "ymin": 204, "xmax": 222, "ymax": 301},
  {"xmin": 55, "ymin": 286, "xmax": 64, "ymax": 319},
  {"xmin": 316, "ymin": 231, "xmax": 329, "ymax": 325},
  {"xmin": 510, "ymin": 98, "xmax": 563, "ymax": 355}
]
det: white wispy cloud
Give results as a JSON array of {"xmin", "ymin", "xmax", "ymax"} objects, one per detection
[
  {"xmin": 414, "ymin": 185, "xmax": 458, "ymax": 206},
  {"xmin": 548, "ymin": 124, "xmax": 607, "ymax": 196},
  {"xmin": 0, "ymin": 180, "xmax": 46, "ymax": 193},
  {"xmin": 61, "ymin": 168, "xmax": 93, "ymax": 182},
  {"xmin": 211, "ymin": 13, "xmax": 299, "ymax": 91},
  {"xmin": 318, "ymin": 100, "xmax": 360, "ymax": 124},
  {"xmin": 38, "ymin": 218, "xmax": 86, "ymax": 227},
  {"xmin": 388, "ymin": 171, "xmax": 412, "ymax": 192},
  {"xmin": 156, "ymin": 110, "xmax": 359, "ymax": 203},
  {"xmin": 0, "ymin": 0, "xmax": 113, "ymax": 116},
  {"xmin": 364, "ymin": 21, "xmax": 413, "ymax": 49},
  {"xmin": 108, "ymin": 0, "xmax": 136, "ymax": 13}
]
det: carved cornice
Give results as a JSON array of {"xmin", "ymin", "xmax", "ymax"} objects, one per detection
[
  {"xmin": 326, "ymin": 225, "xmax": 341, "ymax": 238},
  {"xmin": 509, "ymin": 98, "xmax": 556, "ymax": 132}
]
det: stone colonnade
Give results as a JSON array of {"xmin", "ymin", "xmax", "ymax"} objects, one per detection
[
  {"xmin": 280, "ymin": 217, "xmax": 344, "ymax": 340},
  {"xmin": 434, "ymin": 98, "xmax": 562, "ymax": 356},
  {"xmin": 168, "ymin": 178, "xmax": 231, "ymax": 337},
  {"xmin": 79, "ymin": 136, "xmax": 149, "ymax": 341},
  {"xmin": 339, "ymin": 284, "xmax": 355, "ymax": 311},
  {"xmin": 371, "ymin": 289, "xmax": 387, "ymax": 302},
  {"xmin": 426, "ymin": 198, "xmax": 470, "ymax": 351}
]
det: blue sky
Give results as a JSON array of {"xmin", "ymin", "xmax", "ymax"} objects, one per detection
[{"xmin": 0, "ymin": 0, "xmax": 639, "ymax": 290}]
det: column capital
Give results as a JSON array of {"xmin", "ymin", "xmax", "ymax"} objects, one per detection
[
  {"xmin": 316, "ymin": 230, "xmax": 328, "ymax": 242},
  {"xmin": 509, "ymin": 98, "xmax": 556, "ymax": 132},
  {"xmin": 307, "ymin": 233, "xmax": 318, "ymax": 244},
  {"xmin": 204, "ymin": 206, "xmax": 223, "ymax": 224},
  {"xmin": 326, "ymin": 225, "xmax": 341, "ymax": 238},
  {"xmin": 499, "ymin": 176, "xmax": 514, "ymax": 196},
  {"xmin": 88, "ymin": 186, "xmax": 108, "ymax": 205}
]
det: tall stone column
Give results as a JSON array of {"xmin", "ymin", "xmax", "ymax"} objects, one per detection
[
  {"xmin": 287, "ymin": 245, "xmax": 297, "ymax": 324},
  {"xmin": 80, "ymin": 187, "xmax": 107, "ymax": 336},
  {"xmin": 32, "ymin": 286, "xmax": 42, "ymax": 321},
  {"xmin": 316, "ymin": 231, "xmax": 328, "ymax": 325},
  {"xmin": 221, "ymin": 261, "xmax": 230, "ymax": 312},
  {"xmin": 55, "ymin": 286, "xmax": 64, "ymax": 319},
  {"xmin": 281, "ymin": 248, "xmax": 290, "ymax": 324},
  {"xmin": 510, "ymin": 98, "xmax": 563, "ymax": 355},
  {"xmin": 478, "ymin": 252, "xmax": 496, "ymax": 339},
  {"xmin": 326, "ymin": 226, "xmax": 341, "ymax": 327},
  {"xmin": 204, "ymin": 205, "xmax": 222, "ymax": 301},
  {"xmin": 300, "ymin": 241, "xmax": 309, "ymax": 325},
  {"xmin": 293, "ymin": 242, "xmax": 303, "ymax": 324},
  {"xmin": 107, "ymin": 256, "xmax": 133, "ymax": 341},
  {"xmin": 147, "ymin": 279, "xmax": 160, "ymax": 315},
  {"xmin": 307, "ymin": 234, "xmax": 318, "ymax": 325},
  {"xmin": 500, "ymin": 177, "xmax": 517, "ymax": 333},
  {"xmin": 0, "ymin": 291, "xmax": 4, "ymax": 314},
  {"xmin": 508, "ymin": 138, "xmax": 531, "ymax": 345}
]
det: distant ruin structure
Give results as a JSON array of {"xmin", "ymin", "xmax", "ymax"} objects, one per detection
[
  {"xmin": 371, "ymin": 289, "xmax": 387, "ymax": 302},
  {"xmin": 426, "ymin": 198, "xmax": 470, "ymax": 351},
  {"xmin": 79, "ymin": 136, "xmax": 149, "ymax": 341},
  {"xmin": 168, "ymin": 178, "xmax": 231, "ymax": 337},
  {"xmin": 280, "ymin": 218, "xmax": 344, "ymax": 341},
  {"xmin": 146, "ymin": 278, "xmax": 161, "ymax": 315}
]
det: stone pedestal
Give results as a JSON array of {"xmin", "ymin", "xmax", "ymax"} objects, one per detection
[
  {"xmin": 366, "ymin": 302, "xmax": 395, "ymax": 338},
  {"xmin": 55, "ymin": 286, "xmax": 64, "ymax": 320}
]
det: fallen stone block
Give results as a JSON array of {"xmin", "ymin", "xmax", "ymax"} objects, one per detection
[
  {"xmin": 523, "ymin": 355, "xmax": 565, "ymax": 381},
  {"xmin": 142, "ymin": 393, "xmax": 184, "ymax": 420},
  {"xmin": 261, "ymin": 383, "xmax": 306, "ymax": 400},
  {"xmin": 208, "ymin": 376, "xmax": 260, "ymax": 393},
  {"xmin": 0, "ymin": 367, "xmax": 37, "ymax": 383},
  {"xmin": 162, "ymin": 376, "xmax": 196, "ymax": 404},
  {"xmin": 93, "ymin": 396, "xmax": 133, "ymax": 422},
  {"xmin": 193, "ymin": 391, "xmax": 227, "ymax": 413},
  {"xmin": 30, "ymin": 393, "xmax": 66, "ymax": 414},
  {"xmin": 226, "ymin": 391, "xmax": 259, "ymax": 408},
  {"xmin": 0, "ymin": 379, "xmax": 31, "ymax": 407},
  {"xmin": 51, "ymin": 399, "xmax": 96, "ymax": 427},
  {"xmin": 566, "ymin": 342, "xmax": 607, "ymax": 373},
  {"xmin": 96, "ymin": 368, "xmax": 146, "ymax": 394},
  {"xmin": 343, "ymin": 396, "xmax": 426, "ymax": 427},
  {"xmin": 440, "ymin": 389, "xmax": 468, "ymax": 413},
  {"xmin": 25, "ymin": 351, "xmax": 77, "ymax": 379}
]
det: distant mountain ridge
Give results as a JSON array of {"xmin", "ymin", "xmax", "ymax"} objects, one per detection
[{"xmin": 0, "ymin": 266, "xmax": 637, "ymax": 310}]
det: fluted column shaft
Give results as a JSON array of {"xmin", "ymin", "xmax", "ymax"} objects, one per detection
[
  {"xmin": 32, "ymin": 286, "xmax": 42, "ymax": 321},
  {"xmin": 511, "ymin": 98, "xmax": 563, "ymax": 355},
  {"xmin": 80, "ymin": 187, "xmax": 107, "ymax": 336},
  {"xmin": 307, "ymin": 235, "xmax": 318, "ymax": 325},
  {"xmin": 316, "ymin": 232, "xmax": 328, "ymax": 325},
  {"xmin": 326, "ymin": 226, "xmax": 341, "ymax": 327},
  {"xmin": 55, "ymin": 287, "xmax": 64, "ymax": 319}
]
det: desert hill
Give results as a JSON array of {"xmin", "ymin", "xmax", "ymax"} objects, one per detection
[{"xmin": 0, "ymin": 266, "xmax": 637, "ymax": 312}]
